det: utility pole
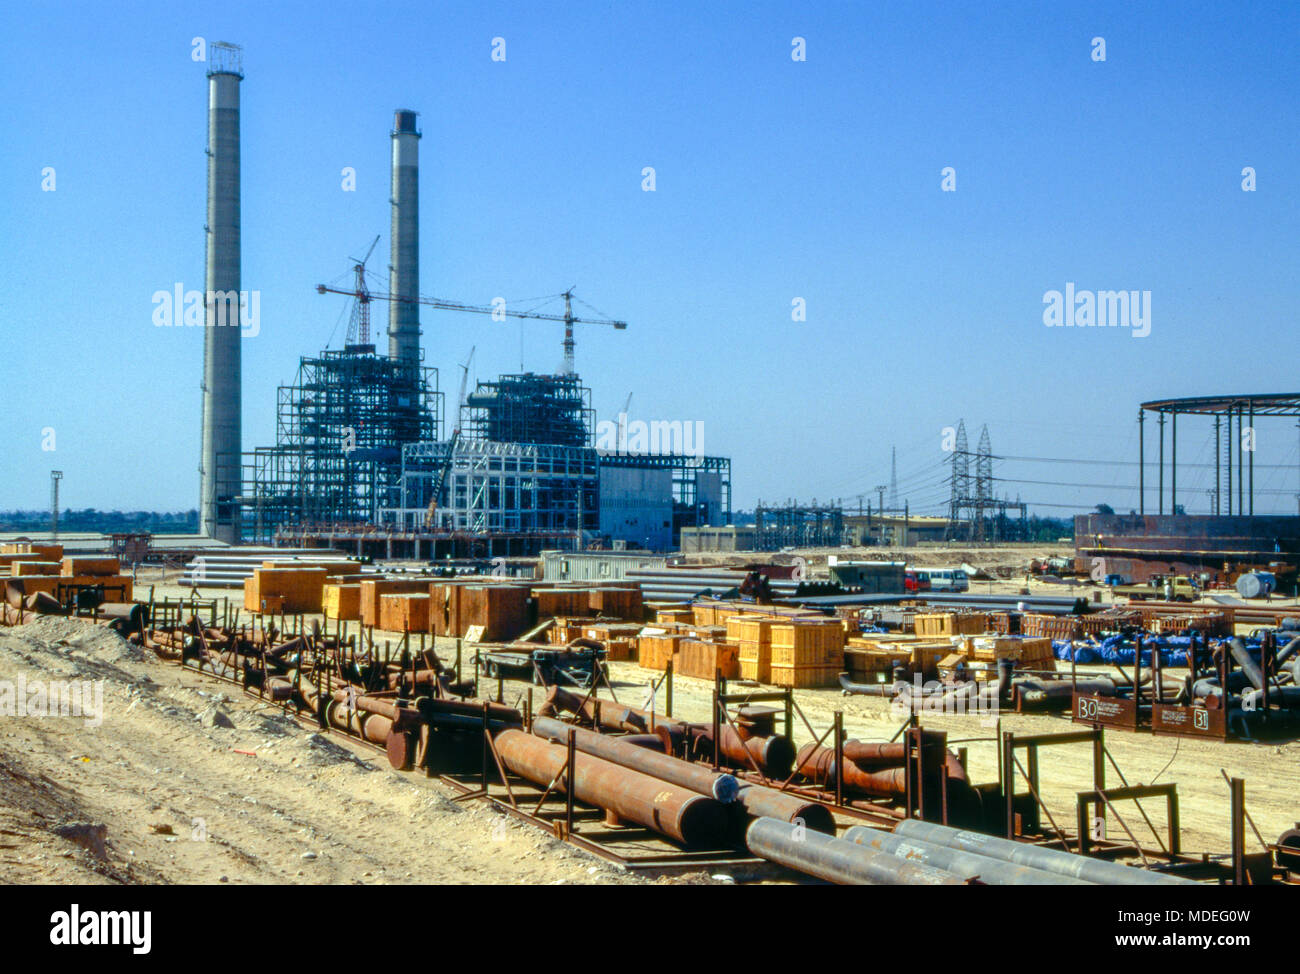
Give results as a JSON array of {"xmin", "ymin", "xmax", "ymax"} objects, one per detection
[{"xmin": 50, "ymin": 470, "xmax": 63, "ymax": 540}]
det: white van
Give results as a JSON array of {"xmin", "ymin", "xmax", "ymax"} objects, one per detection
[{"xmin": 927, "ymin": 568, "xmax": 969, "ymax": 592}]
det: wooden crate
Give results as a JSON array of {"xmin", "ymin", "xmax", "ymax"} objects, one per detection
[
  {"xmin": 938, "ymin": 653, "xmax": 969, "ymax": 681},
  {"xmin": 914, "ymin": 612, "xmax": 990, "ymax": 637},
  {"xmin": 682, "ymin": 625, "xmax": 728, "ymax": 643},
  {"xmin": 533, "ymin": 587, "xmax": 587, "ymax": 618},
  {"xmin": 769, "ymin": 619, "xmax": 845, "ymax": 668},
  {"xmin": 655, "ymin": 608, "xmax": 694, "ymax": 625},
  {"xmin": 13, "ymin": 561, "xmax": 60, "ymax": 576},
  {"xmin": 459, "ymin": 584, "xmax": 530, "ymax": 641},
  {"xmin": 738, "ymin": 642, "xmax": 771, "ymax": 682},
  {"xmin": 549, "ymin": 616, "xmax": 602, "ymax": 644},
  {"xmin": 4, "ymin": 576, "xmax": 59, "ymax": 602},
  {"xmin": 379, "ymin": 593, "xmax": 431, "ymax": 633},
  {"xmin": 675, "ymin": 639, "xmax": 739, "ymax": 680},
  {"xmin": 910, "ymin": 643, "xmax": 952, "ymax": 678},
  {"xmin": 360, "ymin": 578, "xmax": 434, "ymax": 627},
  {"xmin": 770, "ymin": 662, "xmax": 840, "ymax": 688},
  {"xmin": 845, "ymin": 646, "xmax": 910, "ymax": 680},
  {"xmin": 323, "ymin": 583, "xmax": 361, "ymax": 621},
  {"xmin": 638, "ymin": 633, "xmax": 685, "ymax": 671},
  {"xmin": 587, "ymin": 586, "xmax": 644, "ymax": 620},
  {"xmin": 244, "ymin": 567, "xmax": 330, "ymax": 614},
  {"xmin": 61, "ymin": 556, "xmax": 121, "ymax": 577},
  {"xmin": 56, "ymin": 574, "xmax": 133, "ymax": 603},
  {"xmin": 726, "ymin": 615, "xmax": 776, "ymax": 645}
]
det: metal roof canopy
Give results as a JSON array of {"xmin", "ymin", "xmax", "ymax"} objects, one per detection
[
  {"xmin": 1137, "ymin": 393, "xmax": 1300, "ymax": 518},
  {"xmin": 1141, "ymin": 393, "xmax": 1300, "ymax": 417}
]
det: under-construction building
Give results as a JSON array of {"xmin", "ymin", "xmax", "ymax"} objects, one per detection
[
  {"xmin": 241, "ymin": 350, "xmax": 440, "ymax": 542},
  {"xmin": 377, "ymin": 372, "xmax": 731, "ymax": 554},
  {"xmin": 233, "ymin": 102, "xmax": 731, "ymax": 555}
]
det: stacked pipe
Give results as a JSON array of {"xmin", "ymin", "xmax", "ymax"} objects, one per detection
[
  {"xmin": 539, "ymin": 686, "xmax": 797, "ymax": 779},
  {"xmin": 745, "ymin": 818, "xmax": 968, "ymax": 885},
  {"xmin": 531, "ymin": 716, "xmax": 834, "ymax": 833},
  {"xmin": 493, "ymin": 729, "xmax": 729, "ymax": 847},
  {"xmin": 884, "ymin": 820, "xmax": 1198, "ymax": 886},
  {"xmin": 1184, "ymin": 633, "xmax": 1300, "ymax": 731},
  {"xmin": 794, "ymin": 733, "xmax": 971, "ymax": 803}
]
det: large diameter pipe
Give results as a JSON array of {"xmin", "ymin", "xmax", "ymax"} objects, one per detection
[
  {"xmin": 745, "ymin": 818, "xmax": 966, "ymax": 885},
  {"xmin": 388, "ymin": 109, "xmax": 421, "ymax": 365},
  {"xmin": 531, "ymin": 717, "xmax": 833, "ymax": 832},
  {"xmin": 493, "ymin": 729, "xmax": 728, "ymax": 847},
  {"xmin": 1228, "ymin": 637, "xmax": 1265, "ymax": 691},
  {"xmin": 894, "ymin": 820, "xmax": 1198, "ymax": 886},
  {"xmin": 200, "ymin": 44, "xmax": 243, "ymax": 544},
  {"xmin": 532, "ymin": 716, "xmax": 739, "ymax": 803},
  {"xmin": 843, "ymin": 826, "xmax": 1092, "ymax": 885}
]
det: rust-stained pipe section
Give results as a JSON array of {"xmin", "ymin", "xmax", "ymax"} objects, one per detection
[
  {"xmin": 795, "ymin": 733, "xmax": 969, "ymax": 802},
  {"xmin": 493, "ymin": 728, "xmax": 728, "ymax": 847},
  {"xmin": 532, "ymin": 716, "xmax": 739, "ymax": 802}
]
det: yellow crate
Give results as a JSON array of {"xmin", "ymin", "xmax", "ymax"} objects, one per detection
[
  {"xmin": 323, "ymin": 583, "xmax": 361, "ymax": 621},
  {"xmin": 737, "ymin": 638, "xmax": 771, "ymax": 683},
  {"xmin": 638, "ymin": 633, "xmax": 685, "ymax": 670},
  {"xmin": 770, "ymin": 619, "xmax": 845, "ymax": 668},
  {"xmin": 769, "ymin": 662, "xmax": 840, "ymax": 688},
  {"xmin": 726, "ymin": 615, "xmax": 776, "ymax": 644}
]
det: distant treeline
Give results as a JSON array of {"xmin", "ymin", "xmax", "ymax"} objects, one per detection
[{"xmin": 0, "ymin": 510, "xmax": 199, "ymax": 533}]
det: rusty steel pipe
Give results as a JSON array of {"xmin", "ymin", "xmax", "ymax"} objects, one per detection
[
  {"xmin": 689, "ymin": 724, "xmax": 797, "ymax": 780},
  {"xmin": 493, "ymin": 729, "xmax": 728, "ymax": 847},
  {"xmin": 532, "ymin": 716, "xmax": 740, "ymax": 802},
  {"xmin": 531, "ymin": 723, "xmax": 830, "ymax": 833},
  {"xmin": 745, "ymin": 817, "xmax": 966, "ymax": 885},
  {"xmin": 540, "ymin": 686, "xmax": 687, "ymax": 736},
  {"xmin": 796, "ymin": 737, "xmax": 969, "ymax": 800}
]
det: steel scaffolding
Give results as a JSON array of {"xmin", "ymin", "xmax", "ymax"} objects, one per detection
[{"xmin": 241, "ymin": 348, "xmax": 440, "ymax": 543}]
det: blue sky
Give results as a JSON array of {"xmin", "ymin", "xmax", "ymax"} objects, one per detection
[{"xmin": 3, "ymin": 1, "xmax": 1297, "ymax": 517}]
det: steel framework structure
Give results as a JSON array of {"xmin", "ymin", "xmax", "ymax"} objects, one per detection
[
  {"xmin": 241, "ymin": 349, "xmax": 440, "ymax": 543},
  {"xmin": 753, "ymin": 500, "xmax": 844, "ymax": 551}
]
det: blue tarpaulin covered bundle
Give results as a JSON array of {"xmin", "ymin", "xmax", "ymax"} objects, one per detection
[{"xmin": 1053, "ymin": 634, "xmax": 1264, "ymax": 668}]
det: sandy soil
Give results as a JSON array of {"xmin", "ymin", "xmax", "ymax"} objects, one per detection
[{"xmin": 0, "ymin": 617, "xmax": 710, "ymax": 886}]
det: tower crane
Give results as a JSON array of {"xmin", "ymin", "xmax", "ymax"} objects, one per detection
[
  {"xmin": 318, "ymin": 273, "xmax": 627, "ymax": 374},
  {"xmin": 424, "ymin": 346, "xmax": 475, "ymax": 528},
  {"xmin": 340, "ymin": 235, "xmax": 381, "ymax": 347}
]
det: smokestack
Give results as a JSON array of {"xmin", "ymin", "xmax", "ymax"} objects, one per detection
[
  {"xmin": 200, "ymin": 42, "xmax": 243, "ymax": 543},
  {"xmin": 388, "ymin": 109, "xmax": 421, "ymax": 365}
]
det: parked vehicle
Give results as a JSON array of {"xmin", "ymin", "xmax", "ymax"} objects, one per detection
[
  {"xmin": 927, "ymin": 568, "xmax": 969, "ymax": 592},
  {"xmin": 904, "ymin": 569, "xmax": 930, "ymax": 593}
]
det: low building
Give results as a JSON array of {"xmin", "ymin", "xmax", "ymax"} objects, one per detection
[{"xmin": 843, "ymin": 514, "xmax": 949, "ymax": 547}]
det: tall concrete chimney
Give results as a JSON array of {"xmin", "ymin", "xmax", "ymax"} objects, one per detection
[
  {"xmin": 388, "ymin": 109, "xmax": 421, "ymax": 365},
  {"xmin": 200, "ymin": 42, "xmax": 243, "ymax": 543}
]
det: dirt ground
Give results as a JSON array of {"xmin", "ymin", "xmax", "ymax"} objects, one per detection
[{"xmin": 0, "ymin": 616, "xmax": 719, "ymax": 886}]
